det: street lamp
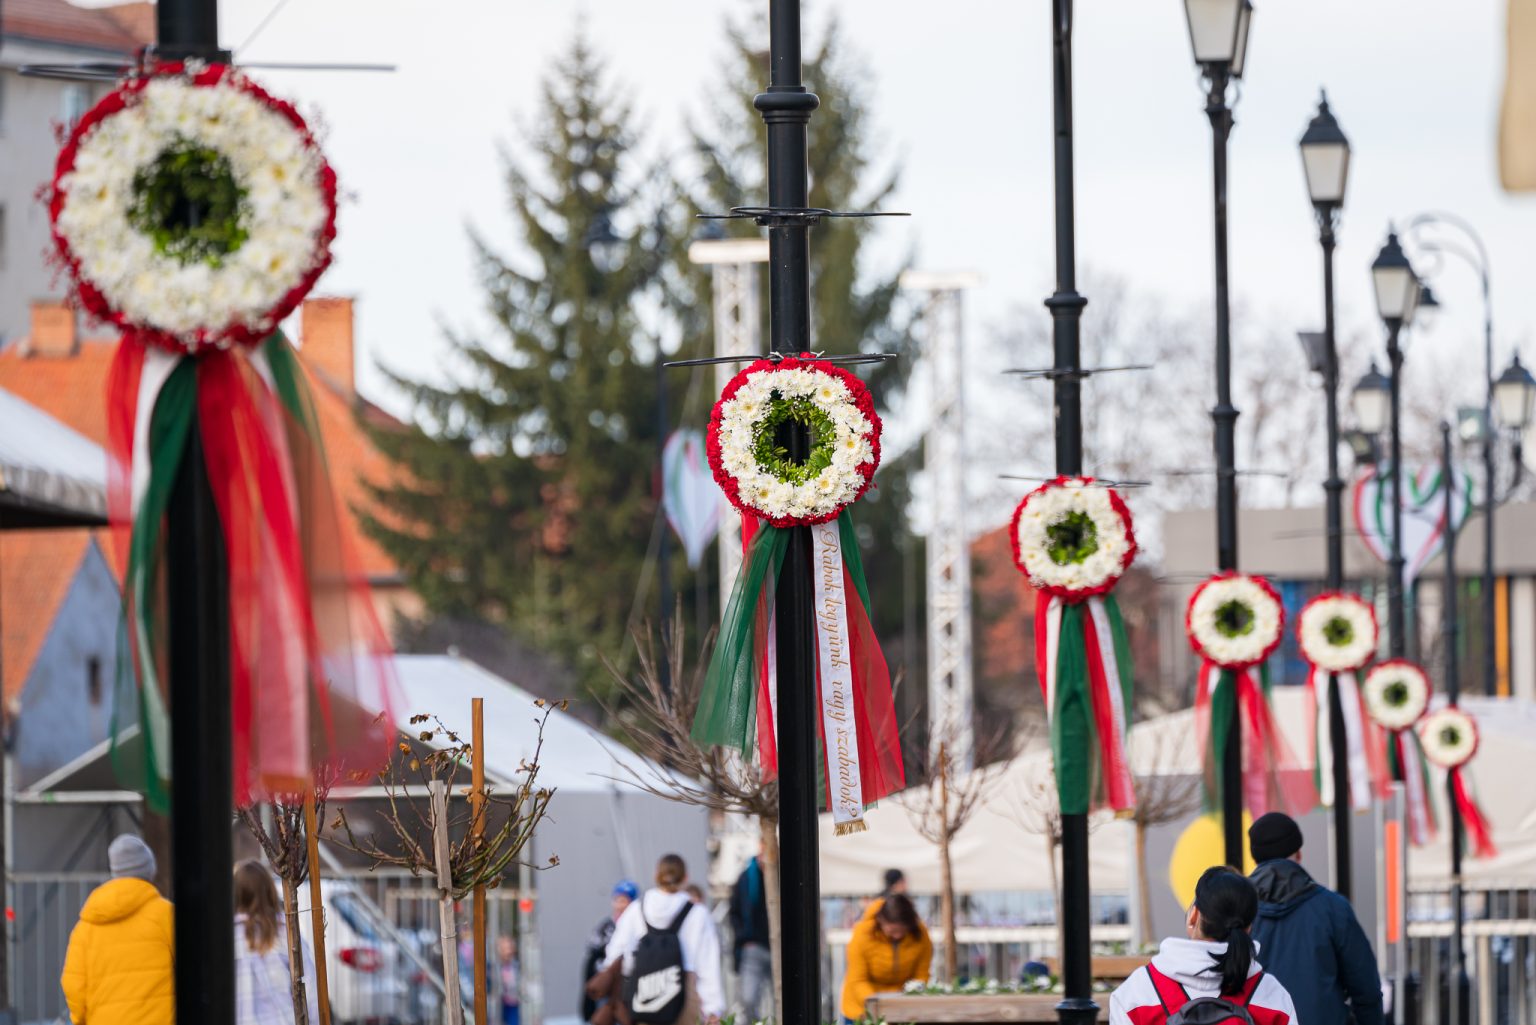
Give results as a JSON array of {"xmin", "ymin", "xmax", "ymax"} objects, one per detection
[
  {"xmin": 1300, "ymin": 92, "xmax": 1349, "ymax": 205},
  {"xmin": 1184, "ymin": 0, "xmax": 1254, "ymax": 75},
  {"xmin": 1352, "ymin": 363, "xmax": 1391, "ymax": 437},
  {"xmin": 1494, "ymin": 353, "xmax": 1536, "ymax": 434},
  {"xmin": 1183, "ymin": 0, "xmax": 1253, "ymax": 870},
  {"xmin": 1369, "ymin": 231, "xmax": 1418, "ymax": 662},
  {"xmin": 1298, "ymin": 90, "xmax": 1354, "ymax": 901}
]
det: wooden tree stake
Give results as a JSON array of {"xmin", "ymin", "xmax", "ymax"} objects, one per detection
[
  {"xmin": 471, "ymin": 698, "xmax": 488, "ymax": 1025},
  {"xmin": 303, "ymin": 789, "xmax": 333, "ymax": 1025}
]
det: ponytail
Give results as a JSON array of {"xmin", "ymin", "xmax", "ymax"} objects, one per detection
[{"xmin": 1192, "ymin": 866, "xmax": 1259, "ymax": 995}]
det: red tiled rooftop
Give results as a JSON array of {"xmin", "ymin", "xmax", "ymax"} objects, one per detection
[
  {"xmin": 4, "ymin": 0, "xmax": 154, "ymax": 53},
  {"xmin": 0, "ymin": 333, "xmax": 404, "ymax": 582},
  {"xmin": 0, "ymin": 530, "xmax": 91, "ymax": 699}
]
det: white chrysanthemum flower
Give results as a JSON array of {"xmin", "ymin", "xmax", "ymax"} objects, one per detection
[
  {"xmin": 1010, "ymin": 477, "xmax": 1135, "ymax": 598},
  {"xmin": 1363, "ymin": 660, "xmax": 1431, "ymax": 731},
  {"xmin": 1298, "ymin": 594, "xmax": 1378, "ymax": 673},
  {"xmin": 50, "ymin": 68, "xmax": 334, "ymax": 353},
  {"xmin": 1419, "ymin": 707, "xmax": 1478, "ymax": 769},
  {"xmin": 709, "ymin": 361, "xmax": 879, "ymax": 523},
  {"xmin": 1186, "ymin": 574, "xmax": 1285, "ymax": 669}
]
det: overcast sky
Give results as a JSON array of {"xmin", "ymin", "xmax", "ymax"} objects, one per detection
[{"xmin": 215, "ymin": 0, "xmax": 1534, "ymax": 451}]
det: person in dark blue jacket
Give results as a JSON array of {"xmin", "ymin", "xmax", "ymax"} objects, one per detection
[{"xmin": 1248, "ymin": 812, "xmax": 1384, "ymax": 1025}]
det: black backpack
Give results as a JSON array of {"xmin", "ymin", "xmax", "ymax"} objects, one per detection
[
  {"xmin": 1167, "ymin": 998, "xmax": 1257, "ymax": 1025},
  {"xmin": 623, "ymin": 902, "xmax": 694, "ymax": 1024},
  {"xmin": 1147, "ymin": 964, "xmax": 1261, "ymax": 1025}
]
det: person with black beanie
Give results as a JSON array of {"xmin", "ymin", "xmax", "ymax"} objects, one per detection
[
  {"xmin": 1108, "ymin": 866, "xmax": 1298, "ymax": 1023},
  {"xmin": 1248, "ymin": 811, "xmax": 1384, "ymax": 1025}
]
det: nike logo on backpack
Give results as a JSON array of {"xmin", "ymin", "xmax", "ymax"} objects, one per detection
[{"xmin": 631, "ymin": 966, "xmax": 682, "ymax": 1013}]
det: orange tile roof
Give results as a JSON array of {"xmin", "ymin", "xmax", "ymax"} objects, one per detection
[
  {"xmin": 0, "ymin": 530, "xmax": 91, "ymax": 699},
  {"xmin": 0, "ymin": 337, "xmax": 403, "ymax": 581},
  {"xmin": 4, "ymin": 0, "xmax": 153, "ymax": 53}
]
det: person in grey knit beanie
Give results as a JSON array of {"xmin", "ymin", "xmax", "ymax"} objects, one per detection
[{"xmin": 108, "ymin": 834, "xmax": 156, "ymax": 882}]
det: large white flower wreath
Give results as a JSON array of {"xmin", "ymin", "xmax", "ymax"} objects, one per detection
[
  {"xmin": 707, "ymin": 356, "xmax": 880, "ymax": 527},
  {"xmin": 1297, "ymin": 593, "xmax": 1378, "ymax": 673},
  {"xmin": 1363, "ymin": 659, "xmax": 1431, "ymax": 731},
  {"xmin": 1009, "ymin": 477, "xmax": 1136, "ymax": 601},
  {"xmin": 50, "ymin": 62, "xmax": 336, "ymax": 354},
  {"xmin": 1185, "ymin": 572, "xmax": 1285, "ymax": 670},
  {"xmin": 1419, "ymin": 707, "xmax": 1479, "ymax": 769}
]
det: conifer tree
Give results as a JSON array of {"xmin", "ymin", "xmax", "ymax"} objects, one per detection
[{"xmin": 363, "ymin": 34, "xmax": 670, "ymax": 695}]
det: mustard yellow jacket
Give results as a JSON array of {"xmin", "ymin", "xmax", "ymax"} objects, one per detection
[
  {"xmin": 840, "ymin": 898, "xmax": 932, "ymax": 1021},
  {"xmin": 61, "ymin": 877, "xmax": 175, "ymax": 1025}
]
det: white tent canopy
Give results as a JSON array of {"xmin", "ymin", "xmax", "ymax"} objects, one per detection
[
  {"xmin": 0, "ymin": 387, "xmax": 107, "ymax": 528},
  {"xmin": 817, "ymin": 691, "xmax": 1536, "ymax": 895}
]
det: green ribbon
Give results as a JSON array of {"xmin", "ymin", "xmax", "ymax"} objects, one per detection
[
  {"xmin": 111, "ymin": 356, "xmax": 198, "ymax": 815},
  {"xmin": 1053, "ymin": 602, "xmax": 1098, "ymax": 815},
  {"xmin": 1207, "ymin": 668, "xmax": 1236, "ymax": 814},
  {"xmin": 692, "ymin": 523, "xmax": 788, "ymax": 752}
]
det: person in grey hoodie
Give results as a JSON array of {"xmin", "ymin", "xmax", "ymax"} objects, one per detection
[{"xmin": 1248, "ymin": 812, "xmax": 1385, "ymax": 1025}]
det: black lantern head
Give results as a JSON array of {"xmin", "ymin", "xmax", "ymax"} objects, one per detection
[
  {"xmin": 1299, "ymin": 91, "xmax": 1349, "ymax": 206},
  {"xmin": 1371, "ymin": 231, "xmax": 1419, "ymax": 326},
  {"xmin": 1352, "ymin": 361, "xmax": 1392, "ymax": 436},
  {"xmin": 1184, "ymin": 0, "xmax": 1254, "ymax": 77}
]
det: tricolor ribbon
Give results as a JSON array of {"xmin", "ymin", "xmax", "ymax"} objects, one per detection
[
  {"xmin": 1194, "ymin": 662, "xmax": 1316, "ymax": 817},
  {"xmin": 1386, "ymin": 728, "xmax": 1437, "ymax": 847},
  {"xmin": 693, "ymin": 510, "xmax": 903, "ymax": 834},
  {"xmin": 1449, "ymin": 767, "xmax": 1497, "ymax": 860},
  {"xmin": 1033, "ymin": 593, "xmax": 1134, "ymax": 815},
  {"xmin": 106, "ymin": 332, "xmax": 397, "ymax": 811},
  {"xmin": 1308, "ymin": 668, "xmax": 1387, "ymax": 811}
]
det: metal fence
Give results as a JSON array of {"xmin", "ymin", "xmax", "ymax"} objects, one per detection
[
  {"xmin": 7, "ymin": 870, "xmax": 527, "ymax": 1025},
  {"xmin": 1407, "ymin": 882, "xmax": 1536, "ymax": 1025}
]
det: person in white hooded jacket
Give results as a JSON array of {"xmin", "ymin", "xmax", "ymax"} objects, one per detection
[
  {"xmin": 1109, "ymin": 866, "xmax": 1299, "ymax": 1025},
  {"xmin": 602, "ymin": 853, "xmax": 725, "ymax": 1025}
]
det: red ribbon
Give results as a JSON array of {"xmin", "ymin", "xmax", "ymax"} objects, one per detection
[
  {"xmin": 1451, "ymin": 768, "xmax": 1497, "ymax": 860},
  {"xmin": 1196, "ymin": 662, "xmax": 1317, "ymax": 818},
  {"xmin": 744, "ymin": 512, "xmax": 904, "ymax": 806}
]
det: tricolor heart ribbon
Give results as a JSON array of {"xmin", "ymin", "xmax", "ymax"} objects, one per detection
[
  {"xmin": 691, "ymin": 510, "xmax": 904, "ymax": 835},
  {"xmin": 106, "ymin": 332, "xmax": 397, "ymax": 811}
]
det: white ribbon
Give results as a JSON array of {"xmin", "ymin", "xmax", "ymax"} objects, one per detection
[
  {"xmin": 1042, "ymin": 595, "xmax": 1063, "ymax": 723},
  {"xmin": 812, "ymin": 521, "xmax": 865, "ymax": 834},
  {"xmin": 1314, "ymin": 668, "xmax": 1372, "ymax": 810},
  {"xmin": 1399, "ymin": 731, "xmax": 1432, "ymax": 846},
  {"xmin": 126, "ymin": 347, "xmax": 182, "ymax": 783}
]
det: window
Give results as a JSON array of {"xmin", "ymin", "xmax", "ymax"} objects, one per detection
[
  {"xmin": 62, "ymin": 85, "xmax": 90, "ymax": 130},
  {"xmin": 86, "ymin": 655, "xmax": 103, "ymax": 705}
]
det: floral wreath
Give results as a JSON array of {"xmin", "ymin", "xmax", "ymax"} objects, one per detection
[
  {"xmin": 1363, "ymin": 659, "xmax": 1431, "ymax": 732},
  {"xmin": 706, "ymin": 355, "xmax": 880, "ymax": 528},
  {"xmin": 1297, "ymin": 592, "xmax": 1378, "ymax": 673},
  {"xmin": 49, "ymin": 61, "xmax": 338, "ymax": 355},
  {"xmin": 1185, "ymin": 572, "xmax": 1285, "ymax": 671},
  {"xmin": 1009, "ymin": 477, "xmax": 1136, "ymax": 602},
  {"xmin": 1419, "ymin": 707, "xmax": 1479, "ymax": 769}
]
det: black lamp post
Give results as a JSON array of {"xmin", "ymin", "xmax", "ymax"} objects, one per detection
[
  {"xmin": 1183, "ymin": 0, "xmax": 1253, "ymax": 868},
  {"xmin": 1046, "ymin": 2, "xmax": 1093, "ymax": 1023},
  {"xmin": 1363, "ymin": 232, "xmax": 1419, "ymax": 665},
  {"xmin": 754, "ymin": 4, "xmax": 822, "ymax": 1024},
  {"xmin": 1298, "ymin": 91, "xmax": 1356, "ymax": 901},
  {"xmin": 155, "ymin": 2, "xmax": 236, "ymax": 1022},
  {"xmin": 1493, "ymin": 352, "xmax": 1535, "ymax": 488}
]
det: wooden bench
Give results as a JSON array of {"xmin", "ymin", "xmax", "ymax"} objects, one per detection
[{"xmin": 864, "ymin": 994, "xmax": 1108, "ymax": 1023}]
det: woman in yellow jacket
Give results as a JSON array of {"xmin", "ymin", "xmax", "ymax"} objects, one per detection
[
  {"xmin": 840, "ymin": 894, "xmax": 932, "ymax": 1023},
  {"xmin": 61, "ymin": 835, "xmax": 175, "ymax": 1025}
]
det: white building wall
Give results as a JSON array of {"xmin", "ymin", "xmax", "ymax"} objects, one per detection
[{"xmin": 0, "ymin": 41, "xmax": 120, "ymax": 345}]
